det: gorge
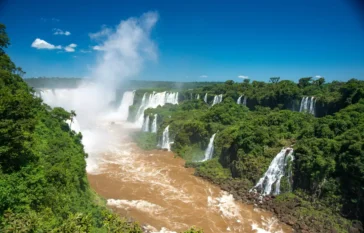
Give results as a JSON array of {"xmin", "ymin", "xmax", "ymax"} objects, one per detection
[{"xmin": 34, "ymin": 79, "xmax": 364, "ymax": 233}]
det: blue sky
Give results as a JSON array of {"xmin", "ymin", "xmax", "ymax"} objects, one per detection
[{"xmin": 0, "ymin": 0, "xmax": 363, "ymax": 82}]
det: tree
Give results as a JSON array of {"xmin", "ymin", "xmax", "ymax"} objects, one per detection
[
  {"xmin": 0, "ymin": 24, "xmax": 10, "ymax": 54},
  {"xmin": 269, "ymin": 77, "xmax": 280, "ymax": 84},
  {"xmin": 298, "ymin": 77, "xmax": 312, "ymax": 88},
  {"xmin": 313, "ymin": 77, "xmax": 325, "ymax": 86},
  {"xmin": 225, "ymin": 80, "xmax": 234, "ymax": 85}
]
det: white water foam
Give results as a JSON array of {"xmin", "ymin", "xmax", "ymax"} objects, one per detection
[
  {"xmin": 107, "ymin": 199, "xmax": 165, "ymax": 215},
  {"xmin": 208, "ymin": 191, "xmax": 242, "ymax": 219}
]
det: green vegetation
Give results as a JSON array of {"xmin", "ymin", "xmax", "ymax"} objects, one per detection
[
  {"xmin": 0, "ymin": 24, "xmax": 204, "ymax": 233},
  {"xmin": 133, "ymin": 78, "xmax": 364, "ymax": 231},
  {"xmin": 131, "ymin": 132, "xmax": 157, "ymax": 150},
  {"xmin": 0, "ymin": 23, "xmax": 145, "ymax": 233}
]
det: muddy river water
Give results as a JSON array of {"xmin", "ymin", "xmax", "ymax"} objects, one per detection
[{"xmin": 87, "ymin": 123, "xmax": 292, "ymax": 233}]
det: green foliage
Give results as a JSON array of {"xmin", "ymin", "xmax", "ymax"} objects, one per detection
[
  {"xmin": 0, "ymin": 25, "xmax": 144, "ymax": 233},
  {"xmin": 132, "ymin": 132, "xmax": 157, "ymax": 150},
  {"xmin": 134, "ymin": 73, "xmax": 364, "ymax": 229},
  {"xmin": 181, "ymin": 227, "xmax": 204, "ymax": 233},
  {"xmin": 101, "ymin": 212, "xmax": 143, "ymax": 233},
  {"xmin": 194, "ymin": 159, "xmax": 231, "ymax": 181},
  {"xmin": 0, "ymin": 24, "xmax": 10, "ymax": 53}
]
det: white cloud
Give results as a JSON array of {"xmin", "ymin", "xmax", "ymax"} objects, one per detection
[
  {"xmin": 53, "ymin": 28, "xmax": 71, "ymax": 36},
  {"xmin": 80, "ymin": 49, "xmax": 91, "ymax": 53},
  {"xmin": 237, "ymin": 75, "xmax": 249, "ymax": 79},
  {"xmin": 52, "ymin": 18, "xmax": 60, "ymax": 22},
  {"xmin": 315, "ymin": 75, "xmax": 322, "ymax": 79},
  {"xmin": 200, "ymin": 75, "xmax": 208, "ymax": 78},
  {"xmin": 92, "ymin": 45, "xmax": 103, "ymax": 51},
  {"xmin": 31, "ymin": 38, "xmax": 62, "ymax": 50},
  {"xmin": 64, "ymin": 43, "xmax": 77, "ymax": 52},
  {"xmin": 89, "ymin": 26, "xmax": 112, "ymax": 40}
]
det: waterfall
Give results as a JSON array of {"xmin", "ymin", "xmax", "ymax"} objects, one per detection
[
  {"xmin": 151, "ymin": 114, "xmax": 157, "ymax": 133},
  {"xmin": 175, "ymin": 92, "xmax": 179, "ymax": 104},
  {"xmin": 243, "ymin": 96, "xmax": 247, "ymax": 106},
  {"xmin": 308, "ymin": 97, "xmax": 315, "ymax": 115},
  {"xmin": 204, "ymin": 93, "xmax": 207, "ymax": 103},
  {"xmin": 202, "ymin": 133, "xmax": 216, "ymax": 161},
  {"xmin": 212, "ymin": 94, "xmax": 223, "ymax": 106},
  {"xmin": 165, "ymin": 92, "xmax": 179, "ymax": 105},
  {"xmin": 117, "ymin": 91, "xmax": 135, "ymax": 120},
  {"xmin": 142, "ymin": 115, "xmax": 150, "ymax": 132},
  {"xmin": 196, "ymin": 94, "xmax": 200, "ymax": 100},
  {"xmin": 251, "ymin": 148, "xmax": 294, "ymax": 196},
  {"xmin": 66, "ymin": 117, "xmax": 81, "ymax": 133},
  {"xmin": 299, "ymin": 96, "xmax": 316, "ymax": 115},
  {"xmin": 135, "ymin": 91, "xmax": 179, "ymax": 127},
  {"xmin": 237, "ymin": 96, "xmax": 242, "ymax": 104},
  {"xmin": 135, "ymin": 93, "xmax": 148, "ymax": 124},
  {"xmin": 160, "ymin": 125, "xmax": 171, "ymax": 151}
]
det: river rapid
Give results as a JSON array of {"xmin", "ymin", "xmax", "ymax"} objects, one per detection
[{"xmin": 87, "ymin": 122, "xmax": 292, "ymax": 233}]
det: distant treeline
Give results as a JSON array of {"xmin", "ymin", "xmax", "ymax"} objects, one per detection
[
  {"xmin": 24, "ymin": 77, "xmax": 222, "ymax": 90},
  {"xmin": 25, "ymin": 77, "xmax": 83, "ymax": 88}
]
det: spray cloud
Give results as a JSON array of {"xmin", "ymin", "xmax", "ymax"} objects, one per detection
[{"xmin": 41, "ymin": 12, "xmax": 159, "ymax": 172}]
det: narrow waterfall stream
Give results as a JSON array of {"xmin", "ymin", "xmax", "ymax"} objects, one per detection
[
  {"xmin": 151, "ymin": 114, "xmax": 158, "ymax": 133},
  {"xmin": 237, "ymin": 96, "xmax": 242, "ymax": 104},
  {"xmin": 251, "ymin": 148, "xmax": 294, "ymax": 196},
  {"xmin": 212, "ymin": 94, "xmax": 223, "ymax": 106},
  {"xmin": 299, "ymin": 97, "xmax": 316, "ymax": 115},
  {"xmin": 202, "ymin": 133, "xmax": 216, "ymax": 161},
  {"xmin": 142, "ymin": 115, "xmax": 150, "ymax": 132},
  {"xmin": 160, "ymin": 125, "xmax": 171, "ymax": 151}
]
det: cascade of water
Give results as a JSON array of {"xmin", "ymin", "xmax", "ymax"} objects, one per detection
[
  {"xmin": 66, "ymin": 117, "xmax": 81, "ymax": 133},
  {"xmin": 117, "ymin": 91, "xmax": 135, "ymax": 121},
  {"xmin": 160, "ymin": 125, "xmax": 171, "ymax": 151},
  {"xmin": 212, "ymin": 94, "xmax": 223, "ymax": 106},
  {"xmin": 151, "ymin": 114, "xmax": 157, "ymax": 133},
  {"xmin": 142, "ymin": 115, "xmax": 150, "ymax": 132},
  {"xmin": 243, "ymin": 96, "xmax": 247, "ymax": 106},
  {"xmin": 135, "ymin": 91, "xmax": 179, "ymax": 127},
  {"xmin": 196, "ymin": 94, "xmax": 200, "ymax": 100},
  {"xmin": 204, "ymin": 93, "xmax": 208, "ymax": 103},
  {"xmin": 135, "ymin": 93, "xmax": 147, "ymax": 123},
  {"xmin": 202, "ymin": 133, "xmax": 217, "ymax": 161},
  {"xmin": 237, "ymin": 96, "xmax": 242, "ymax": 104},
  {"xmin": 308, "ymin": 97, "xmax": 316, "ymax": 115},
  {"xmin": 175, "ymin": 92, "xmax": 179, "ymax": 104},
  {"xmin": 165, "ymin": 92, "xmax": 179, "ymax": 105},
  {"xmin": 251, "ymin": 148, "xmax": 294, "ymax": 196},
  {"xmin": 299, "ymin": 96, "xmax": 316, "ymax": 115},
  {"xmin": 299, "ymin": 97, "xmax": 307, "ymax": 112}
]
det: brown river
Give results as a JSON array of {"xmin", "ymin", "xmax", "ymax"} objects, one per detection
[{"xmin": 87, "ymin": 123, "xmax": 292, "ymax": 233}]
